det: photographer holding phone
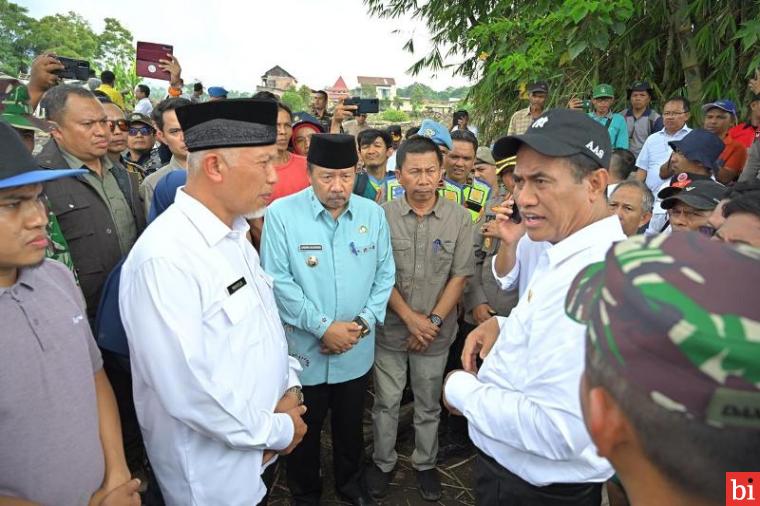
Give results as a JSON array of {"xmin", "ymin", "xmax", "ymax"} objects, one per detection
[{"xmin": 444, "ymin": 109, "xmax": 625, "ymax": 506}]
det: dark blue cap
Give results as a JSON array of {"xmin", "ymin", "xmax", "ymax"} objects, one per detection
[
  {"xmin": 668, "ymin": 128, "xmax": 725, "ymax": 172},
  {"xmin": 701, "ymin": 99, "xmax": 737, "ymax": 117}
]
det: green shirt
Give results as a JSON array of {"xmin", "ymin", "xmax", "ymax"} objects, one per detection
[{"xmin": 60, "ymin": 150, "xmax": 137, "ymax": 255}]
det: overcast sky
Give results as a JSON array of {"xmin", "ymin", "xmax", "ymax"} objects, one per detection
[{"xmin": 19, "ymin": 0, "xmax": 472, "ymax": 92}]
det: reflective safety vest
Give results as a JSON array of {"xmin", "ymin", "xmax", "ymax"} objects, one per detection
[
  {"xmin": 462, "ymin": 177, "xmax": 492, "ymax": 223},
  {"xmin": 438, "ymin": 179, "xmax": 463, "ymax": 204},
  {"xmin": 384, "ymin": 175, "xmax": 406, "ymax": 201}
]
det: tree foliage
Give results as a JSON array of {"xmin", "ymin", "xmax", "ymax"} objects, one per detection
[
  {"xmin": 281, "ymin": 89, "xmax": 305, "ymax": 112},
  {"xmin": 0, "ymin": 1, "xmax": 137, "ymax": 94},
  {"xmin": 365, "ymin": 0, "xmax": 760, "ymax": 142}
]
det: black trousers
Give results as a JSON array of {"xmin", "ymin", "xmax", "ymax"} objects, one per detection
[
  {"xmin": 475, "ymin": 451, "xmax": 602, "ymax": 506},
  {"xmin": 101, "ymin": 350, "xmax": 145, "ymax": 471},
  {"xmin": 287, "ymin": 373, "xmax": 369, "ymax": 504},
  {"xmin": 441, "ymin": 320, "xmax": 477, "ymax": 440}
]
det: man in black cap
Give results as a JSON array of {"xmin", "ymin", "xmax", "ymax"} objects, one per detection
[
  {"xmin": 119, "ymin": 99, "xmax": 308, "ymax": 506},
  {"xmin": 444, "ymin": 109, "xmax": 624, "ymax": 505},
  {"xmin": 261, "ymin": 133, "xmax": 395, "ymax": 506},
  {"xmin": 658, "ymin": 179, "xmax": 725, "ymax": 234},
  {"xmin": 0, "ymin": 124, "xmax": 141, "ymax": 506},
  {"xmin": 508, "ymin": 81, "xmax": 549, "ymax": 136},
  {"xmin": 621, "ymin": 80, "xmax": 662, "ymax": 158}
]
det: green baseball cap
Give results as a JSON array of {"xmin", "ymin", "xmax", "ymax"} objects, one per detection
[{"xmin": 592, "ymin": 84, "xmax": 615, "ymax": 99}]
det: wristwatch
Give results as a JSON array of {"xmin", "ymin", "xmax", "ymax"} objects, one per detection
[
  {"xmin": 428, "ymin": 313, "xmax": 443, "ymax": 327},
  {"xmin": 286, "ymin": 386, "xmax": 304, "ymax": 405},
  {"xmin": 353, "ymin": 316, "xmax": 371, "ymax": 337}
]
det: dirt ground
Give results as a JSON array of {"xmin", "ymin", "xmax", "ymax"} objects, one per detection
[{"xmin": 268, "ymin": 400, "xmax": 477, "ymax": 506}]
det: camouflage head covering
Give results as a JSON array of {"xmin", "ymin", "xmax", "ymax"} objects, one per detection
[
  {"xmin": 566, "ymin": 232, "xmax": 760, "ymax": 430},
  {"xmin": 0, "ymin": 79, "xmax": 51, "ymax": 132}
]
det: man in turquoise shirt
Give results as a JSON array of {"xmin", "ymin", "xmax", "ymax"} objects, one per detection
[
  {"xmin": 261, "ymin": 134, "xmax": 395, "ymax": 506},
  {"xmin": 582, "ymin": 84, "xmax": 629, "ymax": 149}
]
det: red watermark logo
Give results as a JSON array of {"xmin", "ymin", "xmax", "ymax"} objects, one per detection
[{"xmin": 727, "ymin": 473, "xmax": 760, "ymax": 505}]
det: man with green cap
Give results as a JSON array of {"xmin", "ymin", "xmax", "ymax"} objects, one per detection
[
  {"xmin": 567, "ymin": 232, "xmax": 760, "ymax": 506},
  {"xmin": 572, "ymin": 84, "xmax": 629, "ymax": 149}
]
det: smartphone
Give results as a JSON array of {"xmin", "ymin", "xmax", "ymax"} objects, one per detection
[
  {"xmin": 511, "ymin": 201, "xmax": 522, "ymax": 224},
  {"xmin": 343, "ymin": 96, "xmax": 380, "ymax": 115},
  {"xmin": 54, "ymin": 57, "xmax": 90, "ymax": 81},
  {"xmin": 136, "ymin": 42, "xmax": 173, "ymax": 81}
]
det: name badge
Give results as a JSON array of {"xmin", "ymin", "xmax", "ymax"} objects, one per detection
[
  {"xmin": 227, "ymin": 277, "xmax": 247, "ymax": 295},
  {"xmin": 299, "ymin": 244, "xmax": 323, "ymax": 251}
]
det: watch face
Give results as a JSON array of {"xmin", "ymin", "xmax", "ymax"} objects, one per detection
[{"xmin": 430, "ymin": 315, "xmax": 443, "ymax": 327}]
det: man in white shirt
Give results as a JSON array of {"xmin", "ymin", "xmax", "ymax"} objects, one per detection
[
  {"xmin": 133, "ymin": 84, "xmax": 153, "ymax": 115},
  {"xmin": 119, "ymin": 99, "xmax": 307, "ymax": 506},
  {"xmin": 634, "ymin": 96, "xmax": 692, "ymax": 193},
  {"xmin": 443, "ymin": 109, "xmax": 624, "ymax": 505}
]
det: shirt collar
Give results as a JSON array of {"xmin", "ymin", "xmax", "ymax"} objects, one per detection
[
  {"xmin": 60, "ymin": 147, "xmax": 114, "ymax": 174},
  {"xmin": 546, "ymin": 215, "xmax": 623, "ymax": 267},
  {"xmin": 657, "ymin": 125, "xmax": 691, "ymax": 137},
  {"xmin": 625, "ymin": 107, "xmax": 653, "ymax": 117},
  {"xmin": 14, "ymin": 265, "xmax": 39, "ymax": 292},
  {"xmin": 307, "ymin": 187, "xmax": 354, "ymax": 221},
  {"xmin": 399, "ymin": 194, "xmax": 444, "ymax": 218},
  {"xmin": 174, "ymin": 188, "xmax": 249, "ymax": 247}
]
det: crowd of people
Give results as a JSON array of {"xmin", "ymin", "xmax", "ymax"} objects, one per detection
[{"xmin": 1, "ymin": 51, "xmax": 759, "ymax": 506}]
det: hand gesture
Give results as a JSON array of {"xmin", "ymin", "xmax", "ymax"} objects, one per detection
[
  {"xmin": 406, "ymin": 335, "xmax": 428, "ymax": 353},
  {"xmin": 471, "ymin": 304, "xmax": 495, "ymax": 325},
  {"xmin": 461, "ymin": 317, "xmax": 500, "ymax": 373},
  {"xmin": 280, "ymin": 405, "xmax": 308, "ymax": 455},
  {"xmin": 567, "ymin": 97, "xmax": 584, "ymax": 110},
  {"xmin": 404, "ymin": 312, "xmax": 439, "ymax": 346},
  {"xmin": 491, "ymin": 196, "xmax": 525, "ymax": 245},
  {"xmin": 90, "ymin": 479, "xmax": 141, "ymax": 506},
  {"xmin": 158, "ymin": 54, "xmax": 182, "ymax": 86},
  {"xmin": 320, "ymin": 321, "xmax": 361, "ymax": 354},
  {"xmin": 29, "ymin": 54, "xmax": 64, "ymax": 92}
]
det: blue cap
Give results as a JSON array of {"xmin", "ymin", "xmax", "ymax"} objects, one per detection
[
  {"xmin": 701, "ymin": 99, "xmax": 737, "ymax": 117},
  {"xmin": 668, "ymin": 128, "xmax": 725, "ymax": 172},
  {"xmin": 207, "ymin": 86, "xmax": 228, "ymax": 98},
  {"xmin": 418, "ymin": 119, "xmax": 453, "ymax": 150},
  {"xmin": 0, "ymin": 122, "xmax": 85, "ymax": 190}
]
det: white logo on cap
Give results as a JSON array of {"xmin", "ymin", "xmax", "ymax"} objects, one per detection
[
  {"xmin": 585, "ymin": 141, "xmax": 605, "ymax": 159},
  {"xmin": 533, "ymin": 117, "xmax": 549, "ymax": 128},
  {"xmin": 684, "ymin": 186, "xmax": 695, "ymax": 192}
]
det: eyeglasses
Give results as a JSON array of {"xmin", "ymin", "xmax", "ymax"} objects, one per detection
[
  {"xmin": 662, "ymin": 111, "xmax": 687, "ymax": 117},
  {"xmin": 666, "ymin": 207, "xmax": 710, "ymax": 220},
  {"xmin": 108, "ymin": 119, "xmax": 128, "ymax": 133},
  {"xmin": 697, "ymin": 225, "xmax": 716, "ymax": 237},
  {"xmin": 128, "ymin": 126, "xmax": 154, "ymax": 136}
]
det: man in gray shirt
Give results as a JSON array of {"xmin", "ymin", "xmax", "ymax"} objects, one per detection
[
  {"xmin": 0, "ymin": 124, "xmax": 140, "ymax": 506},
  {"xmin": 366, "ymin": 136, "xmax": 473, "ymax": 502}
]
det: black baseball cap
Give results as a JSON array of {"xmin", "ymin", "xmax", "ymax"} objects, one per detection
[
  {"xmin": 0, "ymin": 122, "xmax": 86, "ymax": 190},
  {"xmin": 527, "ymin": 81, "xmax": 549, "ymax": 94},
  {"xmin": 492, "ymin": 108, "xmax": 612, "ymax": 168},
  {"xmin": 627, "ymin": 80, "xmax": 654, "ymax": 99},
  {"xmin": 660, "ymin": 179, "xmax": 726, "ymax": 211}
]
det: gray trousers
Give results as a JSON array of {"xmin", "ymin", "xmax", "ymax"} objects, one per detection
[{"xmin": 371, "ymin": 346, "xmax": 448, "ymax": 472}]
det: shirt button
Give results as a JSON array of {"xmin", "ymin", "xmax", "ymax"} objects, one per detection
[{"xmin": 106, "ymin": 228, "xmax": 112, "ymax": 234}]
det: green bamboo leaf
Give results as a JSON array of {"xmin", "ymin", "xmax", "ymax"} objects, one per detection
[{"xmin": 569, "ymin": 41, "xmax": 588, "ymax": 60}]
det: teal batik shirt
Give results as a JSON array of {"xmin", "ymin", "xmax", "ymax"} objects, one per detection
[
  {"xmin": 261, "ymin": 187, "xmax": 396, "ymax": 386},
  {"xmin": 588, "ymin": 112, "xmax": 629, "ymax": 149}
]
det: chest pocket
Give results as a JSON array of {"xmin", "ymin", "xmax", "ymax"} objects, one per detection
[
  {"xmin": 49, "ymin": 193, "xmax": 95, "ymax": 242},
  {"xmin": 391, "ymin": 238, "xmax": 412, "ymax": 285},
  {"xmin": 221, "ymin": 287, "xmax": 258, "ymax": 325},
  {"xmin": 433, "ymin": 239, "xmax": 455, "ymax": 275}
]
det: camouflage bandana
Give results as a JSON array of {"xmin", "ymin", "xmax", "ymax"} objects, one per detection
[{"xmin": 566, "ymin": 232, "xmax": 760, "ymax": 429}]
